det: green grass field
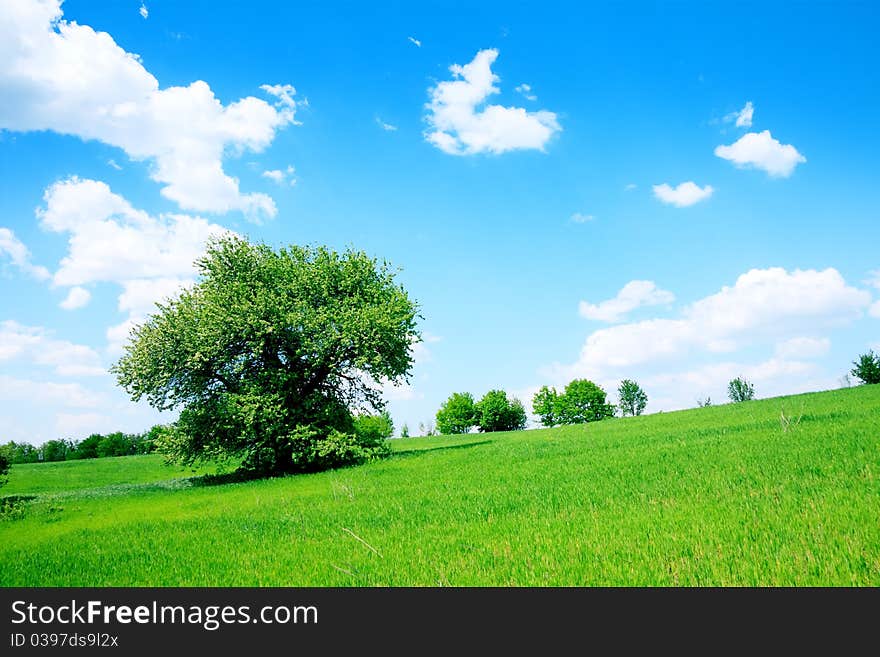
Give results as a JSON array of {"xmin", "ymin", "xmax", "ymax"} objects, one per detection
[{"xmin": 2, "ymin": 385, "xmax": 879, "ymax": 586}]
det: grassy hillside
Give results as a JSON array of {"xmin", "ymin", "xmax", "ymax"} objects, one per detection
[{"xmin": 2, "ymin": 385, "xmax": 879, "ymax": 586}]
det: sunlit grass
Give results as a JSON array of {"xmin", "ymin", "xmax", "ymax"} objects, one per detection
[{"xmin": 2, "ymin": 385, "xmax": 878, "ymax": 586}]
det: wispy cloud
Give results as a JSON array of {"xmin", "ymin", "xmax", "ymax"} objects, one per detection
[
  {"xmin": 376, "ymin": 117, "xmax": 398, "ymax": 132},
  {"xmin": 407, "ymin": 36, "xmax": 421, "ymax": 48},
  {"xmin": 515, "ymin": 83, "xmax": 537, "ymax": 101},
  {"xmin": 570, "ymin": 212, "xmax": 595, "ymax": 224},
  {"xmin": 723, "ymin": 101, "xmax": 754, "ymax": 128}
]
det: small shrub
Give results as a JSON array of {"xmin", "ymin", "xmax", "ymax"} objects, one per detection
[{"xmin": 728, "ymin": 377, "xmax": 755, "ymax": 403}]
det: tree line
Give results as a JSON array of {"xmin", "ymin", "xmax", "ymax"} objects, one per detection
[{"xmin": 0, "ymin": 427, "xmax": 166, "ymax": 465}]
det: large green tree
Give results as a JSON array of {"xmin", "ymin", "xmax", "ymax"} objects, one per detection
[
  {"xmin": 435, "ymin": 392, "xmax": 478, "ymax": 434},
  {"xmin": 556, "ymin": 379, "xmax": 615, "ymax": 424},
  {"xmin": 0, "ymin": 451, "xmax": 8, "ymax": 489},
  {"xmin": 113, "ymin": 235, "xmax": 420, "ymax": 475},
  {"xmin": 475, "ymin": 390, "xmax": 527, "ymax": 432}
]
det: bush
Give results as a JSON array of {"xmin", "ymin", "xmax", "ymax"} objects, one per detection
[
  {"xmin": 851, "ymin": 351, "xmax": 880, "ymax": 385},
  {"xmin": 475, "ymin": 390, "xmax": 527, "ymax": 432},
  {"xmin": 0, "ymin": 452, "xmax": 9, "ymax": 488},
  {"xmin": 435, "ymin": 392, "xmax": 478, "ymax": 434},
  {"xmin": 728, "ymin": 377, "xmax": 755, "ymax": 402},
  {"xmin": 617, "ymin": 379, "xmax": 648, "ymax": 417},
  {"xmin": 556, "ymin": 379, "xmax": 615, "ymax": 424}
]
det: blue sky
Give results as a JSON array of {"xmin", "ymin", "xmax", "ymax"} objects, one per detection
[{"xmin": 1, "ymin": 0, "xmax": 878, "ymax": 443}]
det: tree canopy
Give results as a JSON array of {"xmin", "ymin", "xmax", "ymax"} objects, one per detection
[
  {"xmin": 851, "ymin": 351, "xmax": 880, "ymax": 385},
  {"xmin": 556, "ymin": 379, "xmax": 615, "ymax": 424},
  {"xmin": 475, "ymin": 390, "xmax": 527, "ymax": 432},
  {"xmin": 435, "ymin": 392, "xmax": 478, "ymax": 434},
  {"xmin": 113, "ymin": 235, "xmax": 420, "ymax": 475},
  {"xmin": 617, "ymin": 379, "xmax": 648, "ymax": 417},
  {"xmin": 727, "ymin": 377, "xmax": 755, "ymax": 403}
]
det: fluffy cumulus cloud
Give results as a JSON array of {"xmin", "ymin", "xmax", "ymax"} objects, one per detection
[
  {"xmin": 35, "ymin": 177, "xmax": 232, "ymax": 353},
  {"xmin": 0, "ymin": 320, "xmax": 105, "ymax": 376},
  {"xmin": 715, "ymin": 130, "xmax": 806, "ymax": 177},
  {"xmin": 653, "ymin": 181, "xmax": 714, "ymax": 207},
  {"xmin": 425, "ymin": 49, "xmax": 560, "ymax": 155},
  {"xmin": 0, "ymin": 0, "xmax": 300, "ymax": 221},
  {"xmin": 0, "ymin": 227, "xmax": 50, "ymax": 280},
  {"xmin": 59, "ymin": 285, "xmax": 91, "ymax": 310},
  {"xmin": 548, "ymin": 267, "xmax": 872, "ymax": 410},
  {"xmin": 579, "ymin": 280, "xmax": 675, "ymax": 323}
]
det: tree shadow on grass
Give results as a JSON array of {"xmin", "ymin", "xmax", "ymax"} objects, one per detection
[{"xmin": 391, "ymin": 440, "xmax": 491, "ymax": 458}]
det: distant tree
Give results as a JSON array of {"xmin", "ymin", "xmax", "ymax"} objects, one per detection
[
  {"xmin": 399, "ymin": 423, "xmax": 410, "ymax": 439},
  {"xmin": 617, "ymin": 379, "xmax": 648, "ymax": 417},
  {"xmin": 557, "ymin": 379, "xmax": 615, "ymax": 424},
  {"xmin": 475, "ymin": 390, "xmax": 527, "ymax": 432},
  {"xmin": 727, "ymin": 377, "xmax": 755, "ymax": 403},
  {"xmin": 3, "ymin": 441, "xmax": 40, "ymax": 464},
  {"xmin": 0, "ymin": 451, "xmax": 9, "ymax": 488},
  {"xmin": 435, "ymin": 392, "xmax": 478, "ymax": 434},
  {"xmin": 96, "ymin": 432, "xmax": 136, "ymax": 458},
  {"xmin": 851, "ymin": 351, "xmax": 880, "ymax": 385},
  {"xmin": 697, "ymin": 396, "xmax": 712, "ymax": 408},
  {"xmin": 532, "ymin": 386, "xmax": 560, "ymax": 427},
  {"xmin": 41, "ymin": 439, "xmax": 73, "ymax": 462},
  {"xmin": 112, "ymin": 235, "xmax": 419, "ymax": 476},
  {"xmin": 73, "ymin": 434, "xmax": 103, "ymax": 459}
]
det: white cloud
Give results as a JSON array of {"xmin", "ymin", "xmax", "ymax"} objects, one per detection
[
  {"xmin": 407, "ymin": 36, "xmax": 421, "ymax": 48},
  {"xmin": 570, "ymin": 212, "xmax": 594, "ymax": 223},
  {"xmin": 866, "ymin": 270, "xmax": 880, "ymax": 289},
  {"xmin": 107, "ymin": 158, "xmax": 122, "ymax": 170},
  {"xmin": 0, "ymin": 375, "xmax": 104, "ymax": 408},
  {"xmin": 139, "ymin": 3, "xmax": 148, "ymax": 19},
  {"xmin": 715, "ymin": 130, "xmax": 806, "ymax": 177},
  {"xmin": 870, "ymin": 301, "xmax": 880, "ymax": 319},
  {"xmin": 55, "ymin": 412, "xmax": 113, "ymax": 436},
  {"xmin": 0, "ymin": 320, "xmax": 105, "ymax": 376},
  {"xmin": 653, "ymin": 181, "xmax": 714, "ymax": 207},
  {"xmin": 425, "ymin": 49, "xmax": 560, "ymax": 155},
  {"xmin": 39, "ymin": 177, "xmax": 231, "ymax": 288},
  {"xmin": 723, "ymin": 101, "xmax": 754, "ymax": 128},
  {"xmin": 261, "ymin": 165, "xmax": 296, "ymax": 186},
  {"xmin": 118, "ymin": 277, "xmax": 191, "ymax": 318},
  {"xmin": 579, "ymin": 280, "xmax": 675, "ymax": 323},
  {"xmin": 515, "ymin": 83, "xmax": 537, "ymax": 101},
  {"xmin": 774, "ymin": 336, "xmax": 831, "ymax": 360},
  {"xmin": 60, "ymin": 286, "xmax": 91, "ymax": 310},
  {"xmin": 376, "ymin": 117, "xmax": 398, "ymax": 131},
  {"xmin": 35, "ymin": 177, "xmax": 232, "ymax": 353},
  {"xmin": 624, "ymin": 183, "xmax": 637, "ymax": 191},
  {"xmin": 0, "ymin": 227, "xmax": 50, "ymax": 280},
  {"xmin": 553, "ymin": 267, "xmax": 871, "ymax": 381},
  {"xmin": 0, "ymin": 1, "xmax": 299, "ymax": 221},
  {"xmin": 642, "ymin": 357, "xmax": 832, "ymax": 412}
]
